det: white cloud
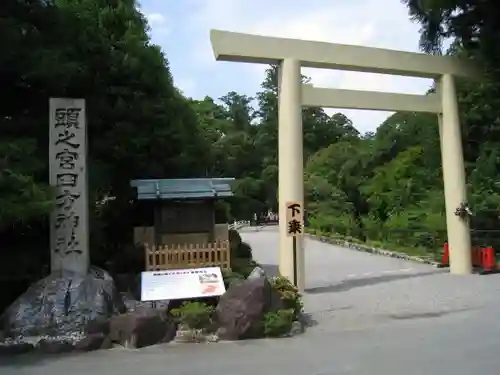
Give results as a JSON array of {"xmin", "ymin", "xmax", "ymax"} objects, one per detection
[
  {"xmin": 146, "ymin": 12, "xmax": 165, "ymax": 25},
  {"xmin": 186, "ymin": 0, "xmax": 434, "ymax": 132},
  {"xmin": 145, "ymin": 12, "xmax": 170, "ymax": 37},
  {"xmin": 175, "ymin": 77, "xmax": 197, "ymax": 97}
]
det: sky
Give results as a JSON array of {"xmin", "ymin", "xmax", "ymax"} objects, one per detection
[{"xmin": 138, "ymin": 0, "xmax": 435, "ymax": 133}]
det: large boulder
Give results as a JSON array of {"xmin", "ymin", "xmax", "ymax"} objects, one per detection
[
  {"xmin": 74, "ymin": 333, "xmax": 112, "ymax": 352},
  {"xmin": 36, "ymin": 339, "xmax": 75, "ymax": 354},
  {"xmin": 215, "ymin": 276, "xmax": 284, "ymax": 340},
  {"xmin": 247, "ymin": 266, "xmax": 265, "ymax": 280},
  {"xmin": 0, "ymin": 266, "xmax": 125, "ymax": 338},
  {"xmin": 109, "ymin": 307, "xmax": 176, "ymax": 348},
  {"xmin": 0, "ymin": 341, "xmax": 34, "ymax": 356},
  {"xmin": 114, "ymin": 273, "xmax": 142, "ymax": 299},
  {"xmin": 120, "ymin": 291, "xmax": 169, "ymax": 313},
  {"xmin": 33, "ymin": 332, "xmax": 112, "ymax": 354}
]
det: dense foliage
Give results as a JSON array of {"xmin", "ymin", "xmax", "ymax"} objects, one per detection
[
  {"xmin": 1, "ymin": 0, "xmax": 209, "ymax": 278},
  {"xmin": 2, "ymin": 0, "xmax": 500, "ymax": 285}
]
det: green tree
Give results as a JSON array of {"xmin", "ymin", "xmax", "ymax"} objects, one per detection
[{"xmin": 0, "ymin": 0, "xmax": 209, "ymax": 274}]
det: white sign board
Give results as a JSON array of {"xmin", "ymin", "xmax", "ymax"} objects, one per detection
[
  {"xmin": 49, "ymin": 98, "xmax": 89, "ymax": 275},
  {"xmin": 141, "ymin": 267, "xmax": 226, "ymax": 301}
]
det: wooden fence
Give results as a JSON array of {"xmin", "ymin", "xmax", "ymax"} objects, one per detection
[{"xmin": 144, "ymin": 240, "xmax": 231, "ymax": 271}]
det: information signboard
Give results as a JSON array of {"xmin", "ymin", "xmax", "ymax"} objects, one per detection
[{"xmin": 141, "ymin": 266, "xmax": 226, "ymax": 301}]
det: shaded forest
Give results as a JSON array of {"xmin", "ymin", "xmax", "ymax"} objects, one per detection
[{"xmin": 2, "ymin": 0, "xmax": 500, "ymax": 284}]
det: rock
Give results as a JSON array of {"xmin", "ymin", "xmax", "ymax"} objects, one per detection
[
  {"xmin": 174, "ymin": 328, "xmax": 195, "ymax": 343},
  {"xmin": 174, "ymin": 328, "xmax": 206, "ymax": 343},
  {"xmin": 192, "ymin": 329, "xmax": 207, "ymax": 342},
  {"xmin": 0, "ymin": 342, "xmax": 34, "ymax": 356},
  {"xmin": 215, "ymin": 276, "xmax": 284, "ymax": 340},
  {"xmin": 109, "ymin": 307, "xmax": 176, "ymax": 348},
  {"xmin": 1, "ymin": 266, "xmax": 126, "ymax": 338},
  {"xmin": 74, "ymin": 333, "xmax": 112, "ymax": 351},
  {"xmin": 216, "ymin": 326, "xmax": 229, "ymax": 339},
  {"xmin": 247, "ymin": 266, "xmax": 266, "ymax": 280},
  {"xmin": 121, "ymin": 292, "xmax": 145, "ymax": 312},
  {"xmin": 114, "ymin": 273, "xmax": 138, "ymax": 296},
  {"xmin": 84, "ymin": 317, "xmax": 110, "ymax": 335},
  {"xmin": 37, "ymin": 339, "xmax": 74, "ymax": 354},
  {"xmin": 206, "ymin": 333, "xmax": 219, "ymax": 343},
  {"xmin": 121, "ymin": 292, "xmax": 169, "ymax": 312},
  {"xmin": 288, "ymin": 320, "xmax": 304, "ymax": 336}
]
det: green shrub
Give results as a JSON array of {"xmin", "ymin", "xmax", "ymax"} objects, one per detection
[
  {"xmin": 231, "ymin": 258, "xmax": 260, "ymax": 278},
  {"xmin": 270, "ymin": 276, "xmax": 303, "ymax": 320},
  {"xmin": 223, "ymin": 257, "xmax": 264, "ymax": 287},
  {"xmin": 229, "ymin": 229, "xmax": 253, "ymax": 260},
  {"xmin": 228, "ymin": 229, "xmax": 242, "ymax": 250},
  {"xmin": 222, "ymin": 268, "xmax": 245, "ymax": 288},
  {"xmin": 236, "ymin": 241, "xmax": 253, "ymax": 259},
  {"xmin": 170, "ymin": 301, "xmax": 215, "ymax": 330},
  {"xmin": 263, "ymin": 309, "xmax": 294, "ymax": 337}
]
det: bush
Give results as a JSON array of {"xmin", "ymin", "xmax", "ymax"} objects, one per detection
[
  {"xmin": 229, "ymin": 229, "xmax": 253, "ymax": 260},
  {"xmin": 269, "ymin": 276, "xmax": 303, "ymax": 320},
  {"xmin": 222, "ymin": 268, "xmax": 245, "ymax": 288},
  {"xmin": 223, "ymin": 258, "xmax": 262, "ymax": 288},
  {"xmin": 228, "ymin": 229, "xmax": 242, "ymax": 249},
  {"xmin": 236, "ymin": 241, "xmax": 253, "ymax": 259},
  {"xmin": 263, "ymin": 309, "xmax": 294, "ymax": 337},
  {"xmin": 231, "ymin": 257, "xmax": 260, "ymax": 277},
  {"xmin": 170, "ymin": 301, "xmax": 215, "ymax": 330}
]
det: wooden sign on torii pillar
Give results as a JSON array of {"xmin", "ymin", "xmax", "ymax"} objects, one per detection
[{"xmin": 209, "ymin": 29, "xmax": 479, "ymax": 291}]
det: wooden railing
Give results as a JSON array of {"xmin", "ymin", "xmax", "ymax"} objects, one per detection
[
  {"xmin": 144, "ymin": 240, "xmax": 231, "ymax": 271},
  {"xmin": 228, "ymin": 220, "xmax": 250, "ymax": 230}
]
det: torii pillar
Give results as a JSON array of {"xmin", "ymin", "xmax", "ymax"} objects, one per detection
[{"xmin": 277, "ymin": 58, "xmax": 306, "ymax": 291}]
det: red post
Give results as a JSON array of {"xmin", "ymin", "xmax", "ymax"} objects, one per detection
[
  {"xmin": 481, "ymin": 247, "xmax": 496, "ymax": 272},
  {"xmin": 441, "ymin": 243, "xmax": 450, "ymax": 266}
]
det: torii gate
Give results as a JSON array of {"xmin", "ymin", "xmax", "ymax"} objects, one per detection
[{"xmin": 209, "ymin": 29, "xmax": 478, "ymax": 291}]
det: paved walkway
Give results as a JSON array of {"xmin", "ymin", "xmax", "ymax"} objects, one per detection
[
  {"xmin": 245, "ymin": 227, "xmax": 500, "ymax": 333},
  {"xmin": 3, "ymin": 226, "xmax": 500, "ymax": 374}
]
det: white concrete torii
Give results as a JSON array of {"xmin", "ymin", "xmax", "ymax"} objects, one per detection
[{"xmin": 209, "ymin": 29, "xmax": 478, "ymax": 291}]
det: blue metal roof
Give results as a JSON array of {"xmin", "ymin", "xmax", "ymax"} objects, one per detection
[{"xmin": 130, "ymin": 178, "xmax": 235, "ymax": 200}]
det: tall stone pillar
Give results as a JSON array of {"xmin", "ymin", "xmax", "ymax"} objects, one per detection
[{"xmin": 49, "ymin": 98, "xmax": 90, "ymax": 275}]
